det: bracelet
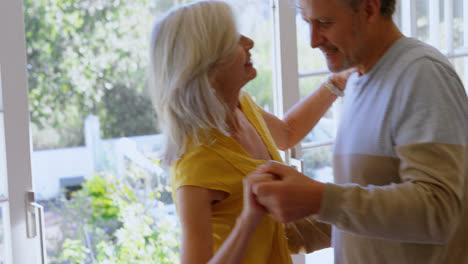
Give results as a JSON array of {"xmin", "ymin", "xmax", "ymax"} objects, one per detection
[{"xmin": 324, "ymin": 77, "xmax": 344, "ymax": 97}]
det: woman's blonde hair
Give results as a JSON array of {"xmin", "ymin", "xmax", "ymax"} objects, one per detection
[{"xmin": 150, "ymin": 0, "xmax": 239, "ymax": 165}]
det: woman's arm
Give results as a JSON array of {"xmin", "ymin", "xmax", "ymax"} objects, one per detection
[
  {"xmin": 177, "ymin": 172, "xmax": 271, "ymax": 264},
  {"xmin": 177, "ymin": 186, "xmax": 217, "ymax": 263},
  {"xmin": 263, "ymin": 70, "xmax": 353, "ymax": 150}
]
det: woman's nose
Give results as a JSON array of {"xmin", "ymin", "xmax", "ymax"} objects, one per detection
[{"xmin": 241, "ymin": 35, "xmax": 254, "ymax": 50}]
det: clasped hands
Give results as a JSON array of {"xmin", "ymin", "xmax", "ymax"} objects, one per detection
[{"xmin": 242, "ymin": 161, "xmax": 325, "ymax": 224}]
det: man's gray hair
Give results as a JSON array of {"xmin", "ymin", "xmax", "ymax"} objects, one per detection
[
  {"xmin": 150, "ymin": 0, "xmax": 239, "ymax": 165},
  {"xmin": 343, "ymin": 0, "xmax": 396, "ymax": 19}
]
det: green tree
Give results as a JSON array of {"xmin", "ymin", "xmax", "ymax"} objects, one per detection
[
  {"xmin": 24, "ymin": 0, "xmax": 275, "ymax": 150},
  {"xmin": 24, "ymin": 0, "xmax": 159, "ymax": 149}
]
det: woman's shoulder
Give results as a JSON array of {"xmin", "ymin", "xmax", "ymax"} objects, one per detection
[
  {"xmin": 174, "ymin": 144, "xmax": 224, "ymax": 170},
  {"xmin": 171, "ymin": 143, "xmax": 240, "ymax": 192}
]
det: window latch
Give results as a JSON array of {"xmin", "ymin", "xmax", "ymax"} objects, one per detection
[
  {"xmin": 290, "ymin": 157, "xmax": 304, "ymax": 173},
  {"xmin": 26, "ymin": 191, "xmax": 47, "ymax": 264}
]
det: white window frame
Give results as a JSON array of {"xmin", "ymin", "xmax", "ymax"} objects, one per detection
[
  {"xmin": 399, "ymin": 0, "xmax": 468, "ymax": 87},
  {"xmin": 1, "ymin": 0, "xmax": 466, "ymax": 263},
  {"xmin": 0, "ymin": 0, "xmax": 42, "ymax": 263}
]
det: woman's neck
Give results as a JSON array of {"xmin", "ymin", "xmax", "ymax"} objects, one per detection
[{"xmin": 226, "ymin": 104, "xmax": 242, "ymax": 134}]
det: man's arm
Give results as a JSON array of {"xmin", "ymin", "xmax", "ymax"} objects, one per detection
[
  {"xmin": 254, "ymin": 143, "xmax": 465, "ymax": 244},
  {"xmin": 317, "ymin": 143, "xmax": 466, "ymax": 243}
]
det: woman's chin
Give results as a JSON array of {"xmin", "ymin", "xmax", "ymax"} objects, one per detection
[{"xmin": 248, "ymin": 69, "xmax": 257, "ymax": 81}]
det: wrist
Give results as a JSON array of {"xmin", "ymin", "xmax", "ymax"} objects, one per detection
[
  {"xmin": 323, "ymin": 76, "xmax": 344, "ymax": 97},
  {"xmin": 307, "ymin": 180, "xmax": 325, "ymax": 215},
  {"xmin": 237, "ymin": 213, "xmax": 263, "ymax": 232}
]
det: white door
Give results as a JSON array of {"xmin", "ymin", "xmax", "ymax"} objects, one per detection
[{"xmin": 0, "ymin": 0, "xmax": 43, "ymax": 263}]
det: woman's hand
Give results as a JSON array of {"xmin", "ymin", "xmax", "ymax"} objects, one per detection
[
  {"xmin": 330, "ymin": 67, "xmax": 357, "ymax": 91},
  {"xmin": 241, "ymin": 171, "xmax": 275, "ymax": 226}
]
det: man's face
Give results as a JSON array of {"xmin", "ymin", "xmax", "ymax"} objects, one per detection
[{"xmin": 300, "ymin": 0, "xmax": 366, "ymax": 72}]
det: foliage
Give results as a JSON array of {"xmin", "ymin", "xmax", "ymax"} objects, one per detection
[
  {"xmin": 100, "ymin": 83, "xmax": 159, "ymax": 139},
  {"xmin": 24, "ymin": 0, "xmax": 159, "ymax": 149},
  {"xmin": 81, "ymin": 176, "xmax": 119, "ymax": 222},
  {"xmin": 303, "ymin": 147, "xmax": 332, "ymax": 179},
  {"xmin": 45, "ymin": 158, "xmax": 180, "ymax": 264},
  {"xmin": 58, "ymin": 239, "xmax": 90, "ymax": 264},
  {"xmin": 24, "ymin": 0, "xmax": 277, "ymax": 149}
]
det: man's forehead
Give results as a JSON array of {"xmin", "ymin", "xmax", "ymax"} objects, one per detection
[{"xmin": 298, "ymin": 0, "xmax": 351, "ymax": 18}]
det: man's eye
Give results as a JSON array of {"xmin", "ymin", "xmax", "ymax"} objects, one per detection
[{"xmin": 318, "ymin": 21, "xmax": 332, "ymax": 27}]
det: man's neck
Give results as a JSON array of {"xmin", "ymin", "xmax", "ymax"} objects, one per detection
[{"xmin": 358, "ymin": 21, "xmax": 404, "ymax": 75}]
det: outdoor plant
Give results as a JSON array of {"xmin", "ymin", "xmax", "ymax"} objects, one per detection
[
  {"xmin": 46, "ymin": 157, "xmax": 180, "ymax": 264},
  {"xmin": 82, "ymin": 176, "xmax": 120, "ymax": 222}
]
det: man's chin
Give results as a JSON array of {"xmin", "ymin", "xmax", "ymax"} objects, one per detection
[
  {"xmin": 327, "ymin": 62, "xmax": 354, "ymax": 73},
  {"xmin": 327, "ymin": 65, "xmax": 344, "ymax": 73}
]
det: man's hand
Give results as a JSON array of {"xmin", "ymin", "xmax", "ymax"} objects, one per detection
[
  {"xmin": 250, "ymin": 161, "xmax": 325, "ymax": 223},
  {"xmin": 241, "ymin": 171, "xmax": 275, "ymax": 226}
]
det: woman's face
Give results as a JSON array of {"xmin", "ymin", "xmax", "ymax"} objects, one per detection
[{"xmin": 210, "ymin": 35, "xmax": 257, "ymax": 100}]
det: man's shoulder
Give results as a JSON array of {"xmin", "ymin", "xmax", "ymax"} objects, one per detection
[{"xmin": 394, "ymin": 38, "xmax": 451, "ymax": 69}]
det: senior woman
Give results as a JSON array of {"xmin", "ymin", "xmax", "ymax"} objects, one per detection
[{"xmin": 150, "ymin": 1, "xmax": 349, "ymax": 263}]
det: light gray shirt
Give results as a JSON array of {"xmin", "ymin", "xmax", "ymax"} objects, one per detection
[{"xmin": 317, "ymin": 37, "xmax": 468, "ymax": 264}]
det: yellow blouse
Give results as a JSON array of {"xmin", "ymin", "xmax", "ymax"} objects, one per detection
[{"xmin": 171, "ymin": 92, "xmax": 293, "ymax": 264}]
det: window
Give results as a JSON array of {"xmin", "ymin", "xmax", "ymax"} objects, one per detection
[
  {"xmin": 1, "ymin": 0, "xmax": 467, "ymax": 263},
  {"xmin": 1, "ymin": 1, "xmax": 39, "ymax": 262},
  {"xmin": 0, "ymin": 112, "xmax": 10, "ymax": 264},
  {"xmin": 23, "ymin": 0, "xmax": 273, "ymax": 263}
]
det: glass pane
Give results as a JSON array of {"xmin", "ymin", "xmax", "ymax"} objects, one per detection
[
  {"xmin": 306, "ymin": 248, "xmax": 334, "ymax": 264},
  {"xmin": 229, "ymin": 0, "xmax": 274, "ymax": 111},
  {"xmin": 0, "ymin": 206, "xmax": 4, "ymax": 264},
  {"xmin": 299, "ymin": 75, "xmax": 327, "ymax": 99},
  {"xmin": 302, "ymin": 145, "xmax": 334, "ymax": 183},
  {"xmin": 439, "ymin": 1, "xmax": 446, "ymax": 51},
  {"xmin": 453, "ymin": 57, "xmax": 468, "ymax": 93},
  {"xmin": 416, "ymin": 0, "xmax": 429, "ymax": 43},
  {"xmin": 0, "ymin": 204, "xmax": 11, "ymax": 264},
  {"xmin": 296, "ymin": 14, "xmax": 328, "ymax": 73},
  {"xmin": 299, "ymin": 76, "xmax": 339, "ymax": 143},
  {"xmin": 24, "ymin": 0, "xmax": 273, "ymax": 262},
  {"xmin": 24, "ymin": 0, "xmax": 179, "ymax": 262},
  {"xmin": 454, "ymin": 0, "xmax": 463, "ymax": 49}
]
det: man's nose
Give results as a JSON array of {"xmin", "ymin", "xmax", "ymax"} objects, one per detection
[{"xmin": 310, "ymin": 24, "xmax": 325, "ymax": 48}]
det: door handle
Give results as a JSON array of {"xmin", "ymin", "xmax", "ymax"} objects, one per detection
[
  {"xmin": 26, "ymin": 191, "xmax": 47, "ymax": 264},
  {"xmin": 290, "ymin": 157, "xmax": 304, "ymax": 173}
]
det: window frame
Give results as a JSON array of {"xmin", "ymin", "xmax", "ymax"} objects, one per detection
[
  {"xmin": 0, "ymin": 0, "xmax": 40, "ymax": 263},
  {"xmin": 1, "ymin": 0, "xmax": 467, "ymax": 263}
]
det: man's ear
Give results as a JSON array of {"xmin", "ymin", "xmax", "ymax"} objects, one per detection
[{"xmin": 363, "ymin": 0, "xmax": 381, "ymax": 23}]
